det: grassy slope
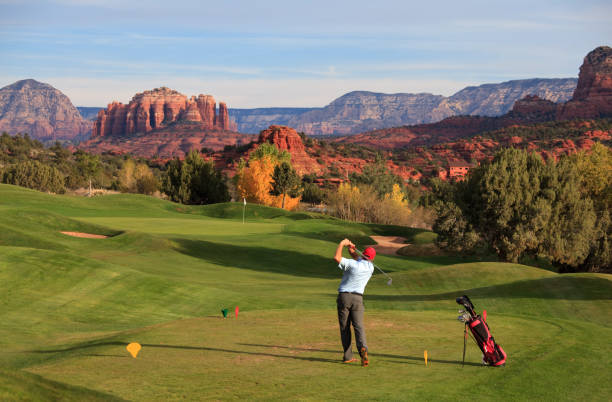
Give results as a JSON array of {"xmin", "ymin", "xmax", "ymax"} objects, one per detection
[{"xmin": 0, "ymin": 183, "xmax": 610, "ymax": 401}]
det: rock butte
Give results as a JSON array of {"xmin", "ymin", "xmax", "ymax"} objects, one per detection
[{"xmin": 92, "ymin": 87, "xmax": 236, "ymax": 138}]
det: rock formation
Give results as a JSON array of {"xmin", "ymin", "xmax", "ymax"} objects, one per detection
[
  {"xmin": 0, "ymin": 79, "xmax": 91, "ymax": 141},
  {"xmin": 81, "ymin": 126, "xmax": 254, "ymax": 159},
  {"xmin": 248, "ymin": 125, "xmax": 321, "ymax": 175},
  {"xmin": 558, "ymin": 46, "xmax": 612, "ymax": 119},
  {"xmin": 229, "ymin": 107, "xmax": 315, "ymax": 133},
  {"xmin": 507, "ymin": 95, "xmax": 558, "ymax": 121},
  {"xmin": 92, "ymin": 87, "xmax": 235, "ymax": 138},
  {"xmin": 229, "ymin": 79, "xmax": 576, "ymax": 136},
  {"xmin": 289, "ymin": 92, "xmax": 446, "ymax": 135}
]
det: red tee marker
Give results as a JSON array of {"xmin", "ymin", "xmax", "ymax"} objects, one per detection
[{"xmin": 235, "ymin": 306, "xmax": 239, "ymax": 318}]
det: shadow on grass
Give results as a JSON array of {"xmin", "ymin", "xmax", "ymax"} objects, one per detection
[
  {"xmin": 366, "ymin": 276, "xmax": 612, "ymax": 301},
  {"xmin": 239, "ymin": 343, "xmax": 482, "ymax": 367},
  {"xmin": 30, "ymin": 342, "xmax": 341, "ymax": 365},
  {"xmin": 172, "ymin": 238, "xmax": 337, "ymax": 278}
]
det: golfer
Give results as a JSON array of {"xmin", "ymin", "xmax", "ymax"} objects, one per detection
[{"xmin": 333, "ymin": 238, "xmax": 375, "ymax": 366}]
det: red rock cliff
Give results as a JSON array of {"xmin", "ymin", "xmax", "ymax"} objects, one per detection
[
  {"xmin": 559, "ymin": 46, "xmax": 612, "ymax": 119},
  {"xmin": 92, "ymin": 87, "xmax": 234, "ymax": 137}
]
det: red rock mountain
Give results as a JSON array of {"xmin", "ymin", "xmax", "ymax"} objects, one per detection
[
  {"xmin": 81, "ymin": 87, "xmax": 246, "ymax": 158},
  {"xmin": 0, "ymin": 79, "xmax": 91, "ymax": 141},
  {"xmin": 92, "ymin": 87, "xmax": 235, "ymax": 137},
  {"xmin": 558, "ymin": 46, "xmax": 612, "ymax": 119}
]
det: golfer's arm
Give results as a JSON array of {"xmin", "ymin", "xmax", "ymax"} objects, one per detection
[{"xmin": 334, "ymin": 243, "xmax": 344, "ymax": 264}]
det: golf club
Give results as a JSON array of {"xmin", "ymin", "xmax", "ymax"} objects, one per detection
[{"xmin": 353, "ymin": 247, "xmax": 393, "ymax": 286}]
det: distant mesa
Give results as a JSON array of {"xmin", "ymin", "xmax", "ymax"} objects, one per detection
[
  {"xmin": 0, "ymin": 79, "xmax": 91, "ymax": 141},
  {"xmin": 92, "ymin": 87, "xmax": 237, "ymax": 138},
  {"xmin": 229, "ymin": 78, "xmax": 578, "ymax": 135}
]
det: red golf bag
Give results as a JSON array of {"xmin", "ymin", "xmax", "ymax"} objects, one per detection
[{"xmin": 456, "ymin": 295, "xmax": 506, "ymax": 366}]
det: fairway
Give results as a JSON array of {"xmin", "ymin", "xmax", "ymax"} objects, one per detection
[{"xmin": 0, "ymin": 184, "xmax": 610, "ymax": 401}]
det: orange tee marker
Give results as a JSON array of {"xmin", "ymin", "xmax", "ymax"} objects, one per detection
[
  {"xmin": 235, "ymin": 306, "xmax": 239, "ymax": 318},
  {"xmin": 127, "ymin": 342, "xmax": 142, "ymax": 358},
  {"xmin": 424, "ymin": 350, "xmax": 428, "ymax": 366}
]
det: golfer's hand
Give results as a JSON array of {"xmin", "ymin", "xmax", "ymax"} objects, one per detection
[{"xmin": 341, "ymin": 239, "xmax": 355, "ymax": 249}]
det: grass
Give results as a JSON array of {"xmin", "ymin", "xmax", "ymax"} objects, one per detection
[{"xmin": 0, "ymin": 183, "xmax": 610, "ymax": 401}]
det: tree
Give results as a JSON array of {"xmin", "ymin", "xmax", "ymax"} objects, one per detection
[
  {"xmin": 430, "ymin": 148, "xmax": 598, "ymax": 268},
  {"xmin": 568, "ymin": 143, "xmax": 612, "ymax": 271},
  {"xmin": 2, "ymin": 160, "xmax": 65, "ymax": 193},
  {"xmin": 234, "ymin": 143, "xmax": 301, "ymax": 210},
  {"xmin": 162, "ymin": 150, "xmax": 229, "ymax": 204},
  {"xmin": 349, "ymin": 153, "xmax": 403, "ymax": 197},
  {"xmin": 270, "ymin": 162, "xmax": 301, "ymax": 209},
  {"xmin": 76, "ymin": 151, "xmax": 100, "ymax": 196},
  {"xmin": 118, "ymin": 158, "xmax": 158, "ymax": 195},
  {"xmin": 539, "ymin": 157, "xmax": 596, "ymax": 267}
]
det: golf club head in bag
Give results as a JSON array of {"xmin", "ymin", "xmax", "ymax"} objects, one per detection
[{"xmin": 456, "ymin": 295, "xmax": 476, "ymax": 318}]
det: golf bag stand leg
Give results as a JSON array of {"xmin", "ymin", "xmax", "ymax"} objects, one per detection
[{"xmin": 462, "ymin": 323, "xmax": 467, "ymax": 367}]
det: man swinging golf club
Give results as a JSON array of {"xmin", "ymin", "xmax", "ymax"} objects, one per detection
[{"xmin": 334, "ymin": 238, "xmax": 376, "ymax": 366}]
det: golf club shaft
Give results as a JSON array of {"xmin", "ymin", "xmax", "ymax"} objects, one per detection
[{"xmin": 354, "ymin": 248, "xmax": 392, "ymax": 281}]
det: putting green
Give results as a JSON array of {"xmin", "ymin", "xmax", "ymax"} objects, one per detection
[{"xmin": 0, "ymin": 184, "xmax": 610, "ymax": 401}]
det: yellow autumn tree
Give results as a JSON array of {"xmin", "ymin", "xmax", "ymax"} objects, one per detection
[
  {"xmin": 384, "ymin": 183, "xmax": 410, "ymax": 208},
  {"xmin": 327, "ymin": 182, "xmax": 412, "ymax": 225},
  {"xmin": 235, "ymin": 144, "xmax": 301, "ymax": 210},
  {"xmin": 117, "ymin": 158, "xmax": 158, "ymax": 195},
  {"xmin": 571, "ymin": 142, "xmax": 612, "ymax": 210}
]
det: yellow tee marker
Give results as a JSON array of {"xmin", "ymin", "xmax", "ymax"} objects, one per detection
[
  {"xmin": 424, "ymin": 350, "xmax": 428, "ymax": 366},
  {"xmin": 127, "ymin": 342, "xmax": 142, "ymax": 358}
]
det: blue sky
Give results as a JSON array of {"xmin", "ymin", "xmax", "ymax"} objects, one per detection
[{"xmin": 1, "ymin": 0, "xmax": 610, "ymax": 107}]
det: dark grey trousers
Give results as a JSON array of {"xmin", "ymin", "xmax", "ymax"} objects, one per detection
[{"xmin": 337, "ymin": 292, "xmax": 368, "ymax": 361}]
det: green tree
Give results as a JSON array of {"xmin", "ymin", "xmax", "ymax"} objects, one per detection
[
  {"xmin": 349, "ymin": 153, "xmax": 403, "ymax": 197},
  {"xmin": 162, "ymin": 150, "xmax": 229, "ymax": 205},
  {"xmin": 430, "ymin": 148, "xmax": 598, "ymax": 268},
  {"xmin": 541, "ymin": 157, "xmax": 596, "ymax": 268},
  {"xmin": 269, "ymin": 161, "xmax": 301, "ymax": 209},
  {"xmin": 250, "ymin": 142, "xmax": 291, "ymax": 163},
  {"xmin": 76, "ymin": 151, "xmax": 100, "ymax": 196},
  {"xmin": 568, "ymin": 143, "xmax": 612, "ymax": 272},
  {"xmin": 2, "ymin": 160, "xmax": 65, "ymax": 193}
]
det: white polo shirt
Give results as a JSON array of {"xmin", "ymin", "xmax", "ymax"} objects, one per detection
[{"xmin": 337, "ymin": 257, "xmax": 374, "ymax": 294}]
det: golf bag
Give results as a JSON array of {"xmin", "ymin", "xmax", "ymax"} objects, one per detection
[{"xmin": 456, "ymin": 295, "xmax": 506, "ymax": 366}]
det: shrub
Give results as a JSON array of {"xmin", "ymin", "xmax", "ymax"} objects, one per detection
[{"xmin": 2, "ymin": 160, "xmax": 65, "ymax": 193}]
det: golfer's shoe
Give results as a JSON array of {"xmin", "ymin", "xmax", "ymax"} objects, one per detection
[
  {"xmin": 359, "ymin": 347, "xmax": 369, "ymax": 367},
  {"xmin": 343, "ymin": 358, "xmax": 358, "ymax": 363}
]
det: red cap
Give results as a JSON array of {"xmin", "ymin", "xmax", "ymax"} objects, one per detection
[{"xmin": 363, "ymin": 247, "xmax": 376, "ymax": 261}]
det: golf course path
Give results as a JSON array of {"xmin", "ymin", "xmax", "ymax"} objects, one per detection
[
  {"xmin": 368, "ymin": 236, "xmax": 407, "ymax": 255},
  {"xmin": 60, "ymin": 231, "xmax": 108, "ymax": 239}
]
